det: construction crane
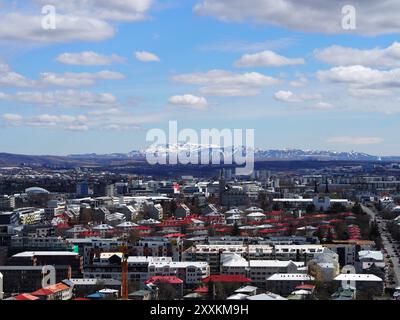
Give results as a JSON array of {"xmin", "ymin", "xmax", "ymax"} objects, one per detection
[{"xmin": 120, "ymin": 243, "xmax": 129, "ymax": 300}]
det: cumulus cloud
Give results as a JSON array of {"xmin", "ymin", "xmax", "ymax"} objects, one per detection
[
  {"xmin": 315, "ymin": 42, "xmax": 400, "ymax": 68},
  {"xmin": 327, "ymin": 136, "xmax": 383, "ymax": 145},
  {"xmin": 33, "ymin": 0, "xmax": 153, "ymax": 22},
  {"xmin": 0, "ymin": 0, "xmax": 153, "ymax": 43},
  {"xmin": 317, "ymin": 65, "xmax": 400, "ymax": 96},
  {"xmin": 199, "ymin": 38, "xmax": 296, "ymax": 53},
  {"xmin": 0, "ymin": 63, "xmax": 124, "ymax": 88},
  {"xmin": 135, "ymin": 51, "xmax": 160, "ymax": 62},
  {"xmin": 2, "ymin": 113, "xmax": 89, "ymax": 131},
  {"xmin": 168, "ymin": 94, "xmax": 208, "ymax": 109},
  {"xmin": 0, "ymin": 63, "xmax": 35, "ymax": 87},
  {"xmin": 194, "ymin": 0, "xmax": 400, "ymax": 35},
  {"xmin": 56, "ymin": 51, "xmax": 126, "ymax": 66},
  {"xmin": 235, "ymin": 50, "xmax": 305, "ymax": 67},
  {"xmin": 313, "ymin": 102, "xmax": 335, "ymax": 110},
  {"xmin": 289, "ymin": 74, "xmax": 309, "ymax": 87},
  {"xmin": 274, "ymin": 90, "xmax": 321, "ymax": 102},
  {"xmin": 0, "ymin": 90, "xmax": 118, "ymax": 108},
  {"xmin": 172, "ymin": 69, "xmax": 280, "ymax": 96},
  {"xmin": 0, "ymin": 13, "xmax": 115, "ymax": 43},
  {"xmin": 88, "ymin": 108, "xmax": 121, "ymax": 116},
  {"xmin": 39, "ymin": 70, "xmax": 125, "ymax": 87}
]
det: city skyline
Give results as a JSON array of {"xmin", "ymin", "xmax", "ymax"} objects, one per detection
[{"xmin": 0, "ymin": 1, "xmax": 400, "ymax": 155}]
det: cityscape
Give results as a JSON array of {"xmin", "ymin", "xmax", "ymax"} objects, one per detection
[{"xmin": 0, "ymin": 0, "xmax": 400, "ymax": 309}]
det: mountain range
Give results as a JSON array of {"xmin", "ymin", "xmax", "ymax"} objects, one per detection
[{"xmin": 1, "ymin": 144, "xmax": 399, "ymax": 168}]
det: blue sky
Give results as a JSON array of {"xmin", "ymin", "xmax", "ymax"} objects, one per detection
[{"xmin": 0, "ymin": 0, "xmax": 400, "ymax": 155}]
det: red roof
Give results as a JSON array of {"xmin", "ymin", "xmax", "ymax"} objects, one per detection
[
  {"xmin": 46, "ymin": 283, "xmax": 70, "ymax": 293},
  {"xmin": 340, "ymin": 212, "xmax": 355, "ymax": 217},
  {"xmin": 203, "ymin": 275, "xmax": 252, "ymax": 283},
  {"xmin": 329, "ymin": 219, "xmax": 344, "ymax": 223},
  {"xmin": 194, "ymin": 286, "xmax": 209, "ymax": 294},
  {"xmin": 319, "ymin": 225, "xmax": 334, "ymax": 229},
  {"xmin": 266, "ymin": 211, "xmax": 284, "ymax": 215},
  {"xmin": 80, "ymin": 231, "xmax": 101, "ymax": 237},
  {"xmin": 163, "ymin": 233, "xmax": 187, "ymax": 238},
  {"xmin": 308, "ymin": 214, "xmax": 328, "ymax": 219},
  {"xmin": 134, "ymin": 226, "xmax": 151, "ymax": 230},
  {"xmin": 56, "ymin": 223, "xmax": 70, "ymax": 229},
  {"xmin": 145, "ymin": 276, "xmax": 184, "ymax": 285},
  {"xmin": 157, "ymin": 220, "xmax": 187, "ymax": 227},
  {"xmin": 14, "ymin": 293, "xmax": 40, "ymax": 301},
  {"xmin": 259, "ymin": 228, "xmax": 288, "ymax": 234},
  {"xmin": 262, "ymin": 219, "xmax": 279, "ymax": 224},
  {"xmin": 295, "ymin": 284, "xmax": 316, "ymax": 290},
  {"xmin": 31, "ymin": 288, "xmax": 54, "ymax": 296}
]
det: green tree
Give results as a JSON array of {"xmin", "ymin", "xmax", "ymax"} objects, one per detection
[
  {"xmin": 157, "ymin": 283, "xmax": 179, "ymax": 300},
  {"xmin": 352, "ymin": 202, "xmax": 364, "ymax": 215},
  {"xmin": 231, "ymin": 222, "xmax": 240, "ymax": 236},
  {"xmin": 306, "ymin": 204, "xmax": 315, "ymax": 214}
]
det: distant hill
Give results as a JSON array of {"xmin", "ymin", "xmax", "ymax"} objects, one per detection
[{"xmin": 0, "ymin": 146, "xmax": 399, "ymax": 168}]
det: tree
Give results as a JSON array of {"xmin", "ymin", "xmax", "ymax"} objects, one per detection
[
  {"xmin": 330, "ymin": 203, "xmax": 346, "ymax": 214},
  {"xmin": 127, "ymin": 229, "xmax": 140, "ymax": 244},
  {"xmin": 157, "ymin": 283, "xmax": 178, "ymax": 300},
  {"xmin": 306, "ymin": 204, "xmax": 316, "ymax": 214},
  {"xmin": 231, "ymin": 222, "xmax": 240, "ymax": 236},
  {"xmin": 335, "ymin": 222, "xmax": 349, "ymax": 240},
  {"xmin": 325, "ymin": 227, "xmax": 334, "ymax": 244},
  {"xmin": 352, "ymin": 202, "xmax": 364, "ymax": 215}
]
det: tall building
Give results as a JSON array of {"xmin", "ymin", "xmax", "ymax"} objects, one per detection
[{"xmin": 76, "ymin": 181, "xmax": 90, "ymax": 197}]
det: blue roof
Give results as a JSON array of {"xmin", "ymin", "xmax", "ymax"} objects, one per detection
[{"xmin": 86, "ymin": 292, "xmax": 106, "ymax": 299}]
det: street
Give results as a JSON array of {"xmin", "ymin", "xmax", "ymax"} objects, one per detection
[{"xmin": 361, "ymin": 204, "xmax": 400, "ymax": 288}]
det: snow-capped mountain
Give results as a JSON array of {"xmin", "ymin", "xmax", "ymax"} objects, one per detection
[{"xmin": 124, "ymin": 144, "xmax": 381, "ymax": 161}]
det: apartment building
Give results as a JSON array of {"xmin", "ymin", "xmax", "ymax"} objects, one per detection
[{"xmin": 220, "ymin": 253, "xmax": 303, "ymax": 288}]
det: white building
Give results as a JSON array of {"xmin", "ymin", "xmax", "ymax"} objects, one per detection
[
  {"xmin": 148, "ymin": 260, "xmax": 209, "ymax": 285},
  {"xmin": 221, "ymin": 253, "xmax": 302, "ymax": 288},
  {"xmin": 266, "ymin": 273, "xmax": 315, "ymax": 296}
]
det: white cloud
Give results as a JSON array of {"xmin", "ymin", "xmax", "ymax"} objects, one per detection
[
  {"xmin": 290, "ymin": 75, "xmax": 308, "ymax": 87},
  {"xmin": 2, "ymin": 113, "xmax": 22, "ymax": 122},
  {"xmin": 39, "ymin": 70, "xmax": 125, "ymax": 87},
  {"xmin": 56, "ymin": 51, "xmax": 126, "ymax": 66},
  {"xmin": 327, "ymin": 136, "xmax": 383, "ymax": 145},
  {"xmin": 315, "ymin": 42, "xmax": 400, "ymax": 68},
  {"xmin": 194, "ymin": 0, "xmax": 400, "ymax": 35},
  {"xmin": 0, "ymin": 1, "xmax": 153, "ymax": 43},
  {"xmin": 2, "ymin": 113, "xmax": 89, "ymax": 131},
  {"xmin": 274, "ymin": 90, "xmax": 321, "ymax": 102},
  {"xmin": 313, "ymin": 102, "xmax": 335, "ymax": 110},
  {"xmin": 173, "ymin": 69, "xmax": 280, "ymax": 96},
  {"xmin": 0, "ymin": 90, "xmax": 118, "ymax": 108},
  {"xmin": 0, "ymin": 63, "xmax": 34, "ymax": 87},
  {"xmin": 168, "ymin": 94, "xmax": 208, "ymax": 109},
  {"xmin": 235, "ymin": 50, "xmax": 305, "ymax": 67},
  {"xmin": 200, "ymin": 38, "xmax": 296, "ymax": 53},
  {"xmin": 33, "ymin": 0, "xmax": 153, "ymax": 22},
  {"xmin": 88, "ymin": 108, "xmax": 121, "ymax": 116},
  {"xmin": 0, "ymin": 13, "xmax": 115, "ymax": 43},
  {"xmin": 317, "ymin": 65, "xmax": 400, "ymax": 96},
  {"xmin": 0, "ymin": 63, "xmax": 124, "ymax": 88},
  {"xmin": 135, "ymin": 51, "xmax": 160, "ymax": 62}
]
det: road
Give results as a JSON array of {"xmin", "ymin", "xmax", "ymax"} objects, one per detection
[{"xmin": 361, "ymin": 204, "xmax": 400, "ymax": 288}]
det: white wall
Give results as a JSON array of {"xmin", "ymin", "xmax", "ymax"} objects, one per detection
[{"xmin": 0, "ymin": 272, "xmax": 3, "ymax": 300}]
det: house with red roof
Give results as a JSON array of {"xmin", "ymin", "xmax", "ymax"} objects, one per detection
[
  {"xmin": 14, "ymin": 293, "xmax": 40, "ymax": 301},
  {"xmin": 145, "ymin": 276, "xmax": 184, "ymax": 298}
]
